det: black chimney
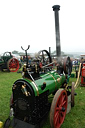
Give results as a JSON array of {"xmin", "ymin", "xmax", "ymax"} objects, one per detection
[{"xmin": 52, "ymin": 5, "xmax": 61, "ymax": 57}]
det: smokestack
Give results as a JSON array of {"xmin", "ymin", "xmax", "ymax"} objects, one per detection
[
  {"xmin": 49, "ymin": 47, "xmax": 51, "ymax": 55},
  {"xmin": 52, "ymin": 5, "xmax": 61, "ymax": 57}
]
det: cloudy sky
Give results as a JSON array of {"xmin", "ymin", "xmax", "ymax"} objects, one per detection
[{"xmin": 0, "ymin": 0, "xmax": 85, "ymax": 54}]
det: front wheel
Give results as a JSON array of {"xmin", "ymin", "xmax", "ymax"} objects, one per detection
[{"xmin": 50, "ymin": 89, "xmax": 67, "ymax": 128}]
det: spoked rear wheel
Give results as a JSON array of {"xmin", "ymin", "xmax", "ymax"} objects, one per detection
[
  {"xmin": 7, "ymin": 58, "xmax": 19, "ymax": 72},
  {"xmin": 50, "ymin": 89, "xmax": 67, "ymax": 128}
]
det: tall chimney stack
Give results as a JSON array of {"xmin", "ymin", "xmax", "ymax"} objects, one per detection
[{"xmin": 52, "ymin": 5, "xmax": 61, "ymax": 57}]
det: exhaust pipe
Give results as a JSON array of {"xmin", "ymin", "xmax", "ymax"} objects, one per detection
[{"xmin": 52, "ymin": 5, "xmax": 61, "ymax": 57}]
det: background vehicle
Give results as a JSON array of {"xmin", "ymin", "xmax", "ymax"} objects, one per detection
[{"xmin": 0, "ymin": 52, "xmax": 20, "ymax": 72}]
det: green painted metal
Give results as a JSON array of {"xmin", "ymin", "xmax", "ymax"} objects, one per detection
[
  {"xmin": 0, "ymin": 52, "xmax": 12, "ymax": 68},
  {"xmin": 0, "ymin": 60, "xmax": 4, "ymax": 66},
  {"xmin": 23, "ymin": 71, "xmax": 66, "ymax": 96}
]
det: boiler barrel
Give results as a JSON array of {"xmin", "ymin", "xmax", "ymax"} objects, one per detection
[{"xmin": 24, "ymin": 71, "xmax": 66, "ymax": 96}]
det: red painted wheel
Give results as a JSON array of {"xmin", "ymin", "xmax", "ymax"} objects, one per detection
[
  {"xmin": 50, "ymin": 89, "xmax": 67, "ymax": 128},
  {"xmin": 7, "ymin": 58, "xmax": 19, "ymax": 72}
]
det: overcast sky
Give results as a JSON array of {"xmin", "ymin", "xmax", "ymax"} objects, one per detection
[{"xmin": 0, "ymin": 0, "xmax": 85, "ymax": 54}]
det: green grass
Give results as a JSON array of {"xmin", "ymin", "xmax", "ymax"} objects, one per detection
[
  {"xmin": 0, "ymin": 71, "xmax": 21, "ymax": 121},
  {"xmin": 61, "ymin": 86, "xmax": 85, "ymax": 128},
  {"xmin": 0, "ymin": 71, "xmax": 85, "ymax": 128}
]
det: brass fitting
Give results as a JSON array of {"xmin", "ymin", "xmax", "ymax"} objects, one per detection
[{"xmin": 21, "ymin": 84, "xmax": 30, "ymax": 96}]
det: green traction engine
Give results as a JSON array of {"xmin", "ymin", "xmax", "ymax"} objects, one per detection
[
  {"xmin": 0, "ymin": 52, "xmax": 20, "ymax": 72},
  {"xmin": 4, "ymin": 5, "xmax": 75, "ymax": 128},
  {"xmin": 4, "ymin": 46, "xmax": 74, "ymax": 128}
]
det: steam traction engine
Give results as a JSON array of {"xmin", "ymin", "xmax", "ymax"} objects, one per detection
[
  {"xmin": 4, "ymin": 5, "xmax": 75, "ymax": 128},
  {"xmin": 0, "ymin": 52, "xmax": 20, "ymax": 72},
  {"xmin": 4, "ymin": 45, "xmax": 74, "ymax": 128}
]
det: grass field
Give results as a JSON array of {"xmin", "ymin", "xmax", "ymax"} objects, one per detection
[{"xmin": 0, "ymin": 71, "xmax": 85, "ymax": 128}]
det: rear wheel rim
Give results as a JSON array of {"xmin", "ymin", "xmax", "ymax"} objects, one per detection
[
  {"xmin": 8, "ymin": 58, "xmax": 19, "ymax": 72},
  {"xmin": 54, "ymin": 90, "xmax": 67, "ymax": 128}
]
